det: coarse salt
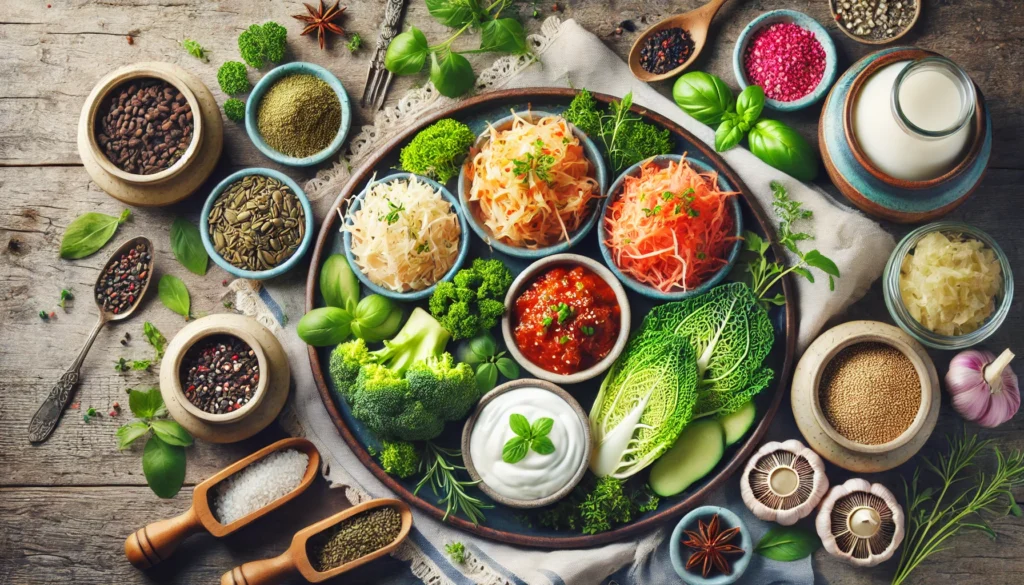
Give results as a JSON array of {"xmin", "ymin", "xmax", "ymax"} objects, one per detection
[
  {"xmin": 211, "ymin": 448, "xmax": 309, "ymax": 525},
  {"xmin": 743, "ymin": 23, "xmax": 826, "ymax": 102}
]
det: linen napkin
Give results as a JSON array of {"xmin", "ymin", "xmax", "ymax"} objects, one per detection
[{"xmin": 235, "ymin": 17, "xmax": 896, "ymax": 585}]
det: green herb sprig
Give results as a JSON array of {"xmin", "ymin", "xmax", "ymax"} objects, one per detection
[
  {"xmin": 116, "ymin": 388, "xmax": 194, "ymax": 499},
  {"xmin": 459, "ymin": 332, "xmax": 519, "ymax": 393},
  {"xmin": 181, "ymin": 39, "xmax": 208, "ymax": 61},
  {"xmin": 511, "ymin": 139, "xmax": 557, "ymax": 185},
  {"xmin": 502, "ymin": 413, "xmax": 555, "ymax": 464},
  {"xmin": 143, "ymin": 322, "xmax": 167, "ymax": 359},
  {"xmin": 59, "ymin": 289, "xmax": 73, "ymax": 310},
  {"xmin": 893, "ymin": 431, "xmax": 1024, "ymax": 585},
  {"xmin": 563, "ymin": 90, "xmax": 673, "ymax": 173},
  {"xmin": 742, "ymin": 181, "xmax": 840, "ymax": 307},
  {"xmin": 445, "ymin": 541, "xmax": 466, "ymax": 564},
  {"xmin": 346, "ymin": 33, "xmax": 362, "ymax": 53},
  {"xmin": 414, "ymin": 442, "xmax": 492, "ymax": 524}
]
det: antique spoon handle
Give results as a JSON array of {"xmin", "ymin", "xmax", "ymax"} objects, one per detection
[{"xmin": 28, "ymin": 315, "xmax": 106, "ymax": 443}]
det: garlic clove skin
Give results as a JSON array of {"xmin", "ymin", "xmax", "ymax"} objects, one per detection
[{"xmin": 946, "ymin": 349, "xmax": 1019, "ymax": 428}]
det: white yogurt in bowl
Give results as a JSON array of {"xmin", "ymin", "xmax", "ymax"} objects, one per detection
[{"xmin": 464, "ymin": 383, "xmax": 590, "ymax": 507}]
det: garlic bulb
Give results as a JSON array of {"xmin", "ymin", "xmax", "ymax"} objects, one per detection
[
  {"xmin": 741, "ymin": 439, "xmax": 829, "ymax": 525},
  {"xmin": 946, "ymin": 349, "xmax": 1019, "ymax": 428},
  {"xmin": 815, "ymin": 478, "xmax": 904, "ymax": 567}
]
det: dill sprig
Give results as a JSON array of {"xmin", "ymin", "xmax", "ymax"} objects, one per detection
[{"xmin": 414, "ymin": 442, "xmax": 492, "ymax": 525}]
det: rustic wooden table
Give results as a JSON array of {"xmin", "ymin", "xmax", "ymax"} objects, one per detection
[{"xmin": 1, "ymin": 1, "xmax": 1021, "ymax": 584}]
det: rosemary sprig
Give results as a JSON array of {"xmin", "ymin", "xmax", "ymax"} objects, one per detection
[
  {"xmin": 892, "ymin": 431, "xmax": 1024, "ymax": 585},
  {"xmin": 414, "ymin": 442, "xmax": 492, "ymax": 525}
]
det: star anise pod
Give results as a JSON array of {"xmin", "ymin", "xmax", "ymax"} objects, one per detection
[
  {"xmin": 682, "ymin": 514, "xmax": 744, "ymax": 577},
  {"xmin": 293, "ymin": 0, "xmax": 346, "ymax": 50}
]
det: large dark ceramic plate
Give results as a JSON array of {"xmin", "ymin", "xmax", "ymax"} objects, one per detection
[{"xmin": 305, "ymin": 88, "xmax": 796, "ymax": 548}]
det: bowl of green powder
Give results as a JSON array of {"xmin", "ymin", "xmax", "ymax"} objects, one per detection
[{"xmin": 246, "ymin": 62, "xmax": 351, "ymax": 167}]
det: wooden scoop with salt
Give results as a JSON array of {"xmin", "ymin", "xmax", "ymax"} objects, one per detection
[{"xmin": 124, "ymin": 437, "xmax": 320, "ymax": 569}]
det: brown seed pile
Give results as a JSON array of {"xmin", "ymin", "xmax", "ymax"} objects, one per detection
[
  {"xmin": 208, "ymin": 175, "xmax": 306, "ymax": 271},
  {"xmin": 307, "ymin": 506, "xmax": 402, "ymax": 572},
  {"xmin": 819, "ymin": 342, "xmax": 921, "ymax": 445},
  {"xmin": 95, "ymin": 79, "xmax": 194, "ymax": 175}
]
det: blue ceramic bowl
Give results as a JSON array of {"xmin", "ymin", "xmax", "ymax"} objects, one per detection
[
  {"xmin": 245, "ymin": 62, "xmax": 352, "ymax": 167},
  {"xmin": 733, "ymin": 9, "xmax": 838, "ymax": 112},
  {"xmin": 457, "ymin": 111, "xmax": 607, "ymax": 259},
  {"xmin": 670, "ymin": 506, "xmax": 752, "ymax": 585},
  {"xmin": 201, "ymin": 168, "xmax": 315, "ymax": 280},
  {"xmin": 597, "ymin": 155, "xmax": 743, "ymax": 301},
  {"xmin": 342, "ymin": 172, "xmax": 470, "ymax": 301}
]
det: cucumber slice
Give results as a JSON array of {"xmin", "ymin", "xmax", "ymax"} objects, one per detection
[
  {"xmin": 719, "ymin": 401, "xmax": 757, "ymax": 446},
  {"xmin": 648, "ymin": 419, "xmax": 725, "ymax": 497}
]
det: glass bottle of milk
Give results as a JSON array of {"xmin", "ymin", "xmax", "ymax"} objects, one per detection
[{"xmin": 853, "ymin": 57, "xmax": 975, "ymax": 182}]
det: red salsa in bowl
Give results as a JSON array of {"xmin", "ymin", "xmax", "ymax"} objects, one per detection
[{"xmin": 512, "ymin": 265, "xmax": 621, "ymax": 375}]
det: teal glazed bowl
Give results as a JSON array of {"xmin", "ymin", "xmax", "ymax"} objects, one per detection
[
  {"xmin": 457, "ymin": 111, "xmax": 607, "ymax": 259},
  {"xmin": 245, "ymin": 62, "xmax": 351, "ymax": 167},
  {"xmin": 342, "ymin": 172, "xmax": 470, "ymax": 301},
  {"xmin": 598, "ymin": 155, "xmax": 743, "ymax": 301},
  {"xmin": 201, "ymin": 168, "xmax": 315, "ymax": 280},
  {"xmin": 883, "ymin": 222, "xmax": 1013, "ymax": 350},
  {"xmin": 733, "ymin": 9, "xmax": 838, "ymax": 112},
  {"xmin": 670, "ymin": 506, "xmax": 752, "ymax": 585}
]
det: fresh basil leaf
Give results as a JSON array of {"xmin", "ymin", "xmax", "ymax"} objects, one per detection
[
  {"xmin": 150, "ymin": 419, "xmax": 194, "ymax": 447},
  {"xmin": 169, "ymin": 217, "xmax": 208, "ymax": 275},
  {"xmin": 755, "ymin": 526, "xmax": 821, "ymax": 561},
  {"xmin": 426, "ymin": 0, "xmax": 481, "ymax": 28},
  {"xmin": 672, "ymin": 72, "xmax": 735, "ymax": 126},
  {"xmin": 714, "ymin": 117, "xmax": 745, "ymax": 152},
  {"xmin": 297, "ymin": 307, "xmax": 352, "ymax": 346},
  {"xmin": 480, "ymin": 18, "xmax": 527, "ymax": 54},
  {"xmin": 469, "ymin": 334, "xmax": 497, "ymax": 362},
  {"xmin": 531, "ymin": 435, "xmax": 555, "ymax": 455},
  {"xmin": 475, "ymin": 362, "xmax": 498, "ymax": 393},
  {"xmin": 508, "ymin": 413, "xmax": 531, "ymax": 438},
  {"xmin": 430, "ymin": 51, "xmax": 476, "ymax": 98},
  {"xmin": 158, "ymin": 275, "xmax": 191, "ymax": 319},
  {"xmin": 116, "ymin": 421, "xmax": 151, "ymax": 450},
  {"xmin": 502, "ymin": 436, "xmax": 528, "ymax": 464},
  {"xmin": 350, "ymin": 295, "xmax": 402, "ymax": 343},
  {"xmin": 531, "ymin": 417, "xmax": 554, "ymax": 437},
  {"xmin": 748, "ymin": 119, "xmax": 819, "ymax": 182},
  {"xmin": 142, "ymin": 435, "xmax": 187, "ymax": 499},
  {"xmin": 59, "ymin": 209, "xmax": 131, "ymax": 259},
  {"xmin": 803, "ymin": 250, "xmax": 841, "ymax": 277},
  {"xmin": 143, "ymin": 322, "xmax": 167, "ymax": 359},
  {"xmin": 129, "ymin": 387, "xmax": 164, "ymax": 419},
  {"xmin": 736, "ymin": 85, "xmax": 765, "ymax": 126},
  {"xmin": 320, "ymin": 254, "xmax": 360, "ymax": 310},
  {"xmin": 385, "ymin": 27, "xmax": 429, "ymax": 75},
  {"xmin": 495, "ymin": 356, "xmax": 519, "ymax": 379}
]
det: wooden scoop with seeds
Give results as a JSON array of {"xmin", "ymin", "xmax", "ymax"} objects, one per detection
[
  {"xmin": 124, "ymin": 437, "xmax": 320, "ymax": 569},
  {"xmin": 220, "ymin": 499, "xmax": 412, "ymax": 585}
]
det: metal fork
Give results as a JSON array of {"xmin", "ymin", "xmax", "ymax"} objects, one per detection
[{"xmin": 361, "ymin": 0, "xmax": 409, "ymax": 111}]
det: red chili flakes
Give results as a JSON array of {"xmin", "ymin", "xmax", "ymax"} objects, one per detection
[{"xmin": 743, "ymin": 23, "xmax": 826, "ymax": 102}]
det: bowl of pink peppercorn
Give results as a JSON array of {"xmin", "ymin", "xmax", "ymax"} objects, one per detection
[{"xmin": 733, "ymin": 10, "xmax": 838, "ymax": 112}]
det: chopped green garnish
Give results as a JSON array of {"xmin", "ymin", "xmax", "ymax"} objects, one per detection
[
  {"xmin": 511, "ymin": 139, "xmax": 557, "ymax": 185},
  {"xmin": 558, "ymin": 335, "xmax": 570, "ymax": 344},
  {"xmin": 581, "ymin": 325, "xmax": 595, "ymax": 336},
  {"xmin": 346, "ymin": 33, "xmax": 362, "ymax": 53},
  {"xmin": 380, "ymin": 199, "xmax": 405, "ymax": 225},
  {"xmin": 416, "ymin": 242, "xmax": 430, "ymax": 253},
  {"xmin": 59, "ymin": 289, "xmax": 74, "ymax": 310},
  {"xmin": 661, "ymin": 191, "xmax": 674, "ymax": 201},
  {"xmin": 542, "ymin": 316, "xmax": 553, "ymax": 328}
]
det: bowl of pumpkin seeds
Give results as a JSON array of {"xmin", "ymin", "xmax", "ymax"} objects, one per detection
[{"xmin": 201, "ymin": 168, "xmax": 314, "ymax": 280}]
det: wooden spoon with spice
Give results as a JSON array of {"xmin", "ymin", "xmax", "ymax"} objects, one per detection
[
  {"xmin": 28, "ymin": 236, "xmax": 155, "ymax": 444},
  {"xmin": 220, "ymin": 499, "xmax": 413, "ymax": 585},
  {"xmin": 628, "ymin": 0, "xmax": 731, "ymax": 82},
  {"xmin": 124, "ymin": 438, "xmax": 320, "ymax": 569}
]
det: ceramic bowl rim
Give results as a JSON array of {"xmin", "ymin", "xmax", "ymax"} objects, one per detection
[
  {"xmin": 500, "ymin": 253, "xmax": 632, "ymax": 384},
  {"xmin": 597, "ymin": 154, "xmax": 743, "ymax": 301},
  {"xmin": 460, "ymin": 378, "xmax": 592, "ymax": 509},
  {"xmin": 200, "ymin": 167, "xmax": 315, "ymax": 280},
  {"xmin": 341, "ymin": 172, "xmax": 471, "ymax": 301},
  {"xmin": 169, "ymin": 326, "xmax": 269, "ymax": 424},
  {"xmin": 841, "ymin": 47, "xmax": 986, "ymax": 190},
  {"xmin": 244, "ymin": 62, "xmax": 352, "ymax": 167},
  {"xmin": 669, "ymin": 505, "xmax": 753, "ymax": 584},
  {"xmin": 828, "ymin": 0, "xmax": 921, "ymax": 45},
  {"xmin": 808, "ymin": 331, "xmax": 933, "ymax": 454},
  {"xmin": 86, "ymin": 66, "xmax": 203, "ymax": 184},
  {"xmin": 732, "ymin": 9, "xmax": 839, "ymax": 112},
  {"xmin": 456, "ymin": 110, "xmax": 607, "ymax": 259},
  {"xmin": 882, "ymin": 221, "xmax": 1013, "ymax": 350}
]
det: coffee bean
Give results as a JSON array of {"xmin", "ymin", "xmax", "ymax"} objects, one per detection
[{"xmin": 95, "ymin": 78, "xmax": 193, "ymax": 175}]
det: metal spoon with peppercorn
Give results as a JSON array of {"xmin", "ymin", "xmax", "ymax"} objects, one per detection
[
  {"xmin": 28, "ymin": 236, "xmax": 155, "ymax": 443},
  {"xmin": 628, "ymin": 0, "xmax": 731, "ymax": 83}
]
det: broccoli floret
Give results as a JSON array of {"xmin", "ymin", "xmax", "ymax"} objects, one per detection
[
  {"xmin": 223, "ymin": 98, "xmax": 245, "ymax": 122},
  {"xmin": 370, "ymin": 308, "xmax": 451, "ymax": 375},
  {"xmin": 445, "ymin": 542, "xmax": 467, "ymax": 564},
  {"xmin": 406, "ymin": 354, "xmax": 478, "ymax": 420},
  {"xmin": 238, "ymin": 22, "xmax": 288, "ymax": 68},
  {"xmin": 328, "ymin": 338, "xmax": 372, "ymax": 401},
  {"xmin": 378, "ymin": 441, "xmax": 419, "ymax": 478},
  {"xmin": 429, "ymin": 259, "xmax": 512, "ymax": 340},
  {"xmin": 399, "ymin": 119, "xmax": 476, "ymax": 183},
  {"xmin": 217, "ymin": 61, "xmax": 251, "ymax": 96}
]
